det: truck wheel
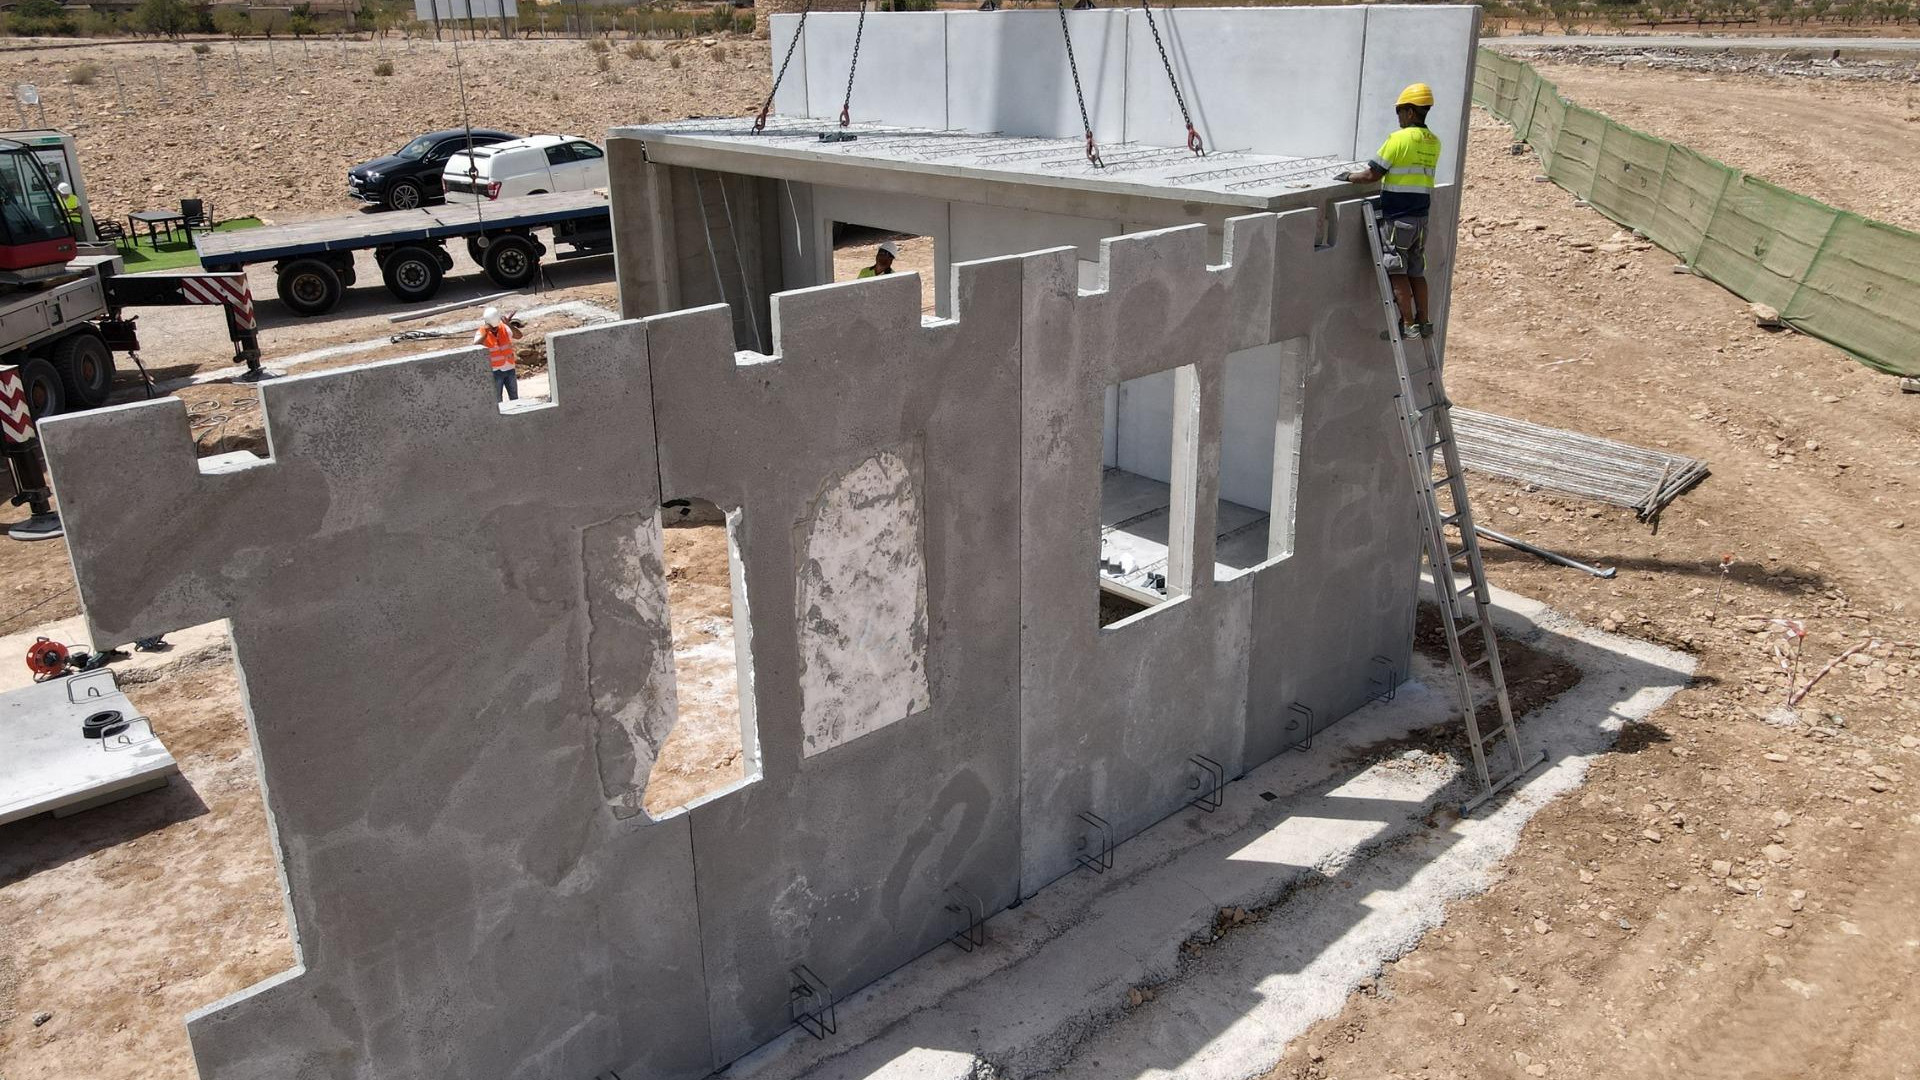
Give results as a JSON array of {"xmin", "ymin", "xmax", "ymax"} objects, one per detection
[
  {"xmin": 385, "ymin": 180, "xmax": 424, "ymax": 211},
  {"xmin": 277, "ymin": 259, "xmax": 342, "ymax": 317},
  {"xmin": 381, "ymin": 246, "xmax": 444, "ymax": 303},
  {"xmin": 50, "ymin": 331, "xmax": 116, "ymax": 410},
  {"xmin": 483, "ymin": 235, "xmax": 539, "ymax": 289},
  {"xmin": 19, "ymin": 358, "xmax": 66, "ymax": 419}
]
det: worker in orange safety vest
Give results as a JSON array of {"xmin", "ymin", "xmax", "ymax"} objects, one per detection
[{"xmin": 474, "ymin": 306, "xmax": 524, "ymax": 402}]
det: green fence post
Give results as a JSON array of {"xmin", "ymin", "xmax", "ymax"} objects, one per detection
[
  {"xmin": 1780, "ymin": 211, "xmax": 1845, "ymax": 327},
  {"xmin": 1515, "ymin": 76, "xmax": 1543, "ymax": 143},
  {"xmin": 1692, "ymin": 166, "xmax": 1738, "ymax": 272},
  {"xmin": 1586, "ymin": 121, "xmax": 1608, "ymax": 203}
]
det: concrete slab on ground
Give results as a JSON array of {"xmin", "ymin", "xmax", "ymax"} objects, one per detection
[
  {"xmin": 720, "ymin": 582, "xmax": 1694, "ymax": 1080},
  {"xmin": 0, "ymin": 672, "xmax": 177, "ymax": 826}
]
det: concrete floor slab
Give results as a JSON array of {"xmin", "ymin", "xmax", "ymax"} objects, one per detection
[
  {"xmin": 0, "ymin": 673, "xmax": 177, "ymax": 826},
  {"xmin": 717, "ymin": 584, "xmax": 1693, "ymax": 1080},
  {"xmin": 628, "ymin": 117, "xmax": 1359, "ymax": 213}
]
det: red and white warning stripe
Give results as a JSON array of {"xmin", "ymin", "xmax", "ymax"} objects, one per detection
[
  {"xmin": 176, "ymin": 273, "xmax": 257, "ymax": 330},
  {"xmin": 0, "ymin": 366, "xmax": 32, "ymax": 445}
]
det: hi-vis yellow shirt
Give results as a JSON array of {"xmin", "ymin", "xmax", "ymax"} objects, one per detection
[{"xmin": 1370, "ymin": 126, "xmax": 1440, "ymax": 217}]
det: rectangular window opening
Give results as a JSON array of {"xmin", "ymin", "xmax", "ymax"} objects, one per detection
[
  {"xmin": 832, "ymin": 222, "xmax": 937, "ymax": 317},
  {"xmin": 645, "ymin": 498, "xmax": 759, "ymax": 819},
  {"xmin": 1096, "ymin": 365, "xmax": 1199, "ymax": 628},
  {"xmin": 1215, "ymin": 340, "xmax": 1307, "ymax": 580}
]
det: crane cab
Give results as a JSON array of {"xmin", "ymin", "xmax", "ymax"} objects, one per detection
[{"xmin": 0, "ymin": 138, "xmax": 77, "ymax": 279}]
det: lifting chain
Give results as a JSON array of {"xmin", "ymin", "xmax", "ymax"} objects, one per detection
[
  {"xmin": 1138, "ymin": 0, "xmax": 1203, "ymax": 155},
  {"xmin": 1055, "ymin": 0, "xmax": 1104, "ymax": 168},
  {"xmin": 755, "ymin": 0, "xmax": 813, "ymax": 134},
  {"xmin": 839, "ymin": 0, "xmax": 869, "ymax": 127}
]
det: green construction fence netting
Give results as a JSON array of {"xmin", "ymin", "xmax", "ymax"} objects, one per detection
[{"xmin": 1474, "ymin": 49, "xmax": 1920, "ymax": 378}]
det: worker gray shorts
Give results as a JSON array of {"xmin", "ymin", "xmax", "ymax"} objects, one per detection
[{"xmin": 1380, "ymin": 215, "xmax": 1428, "ymax": 279}]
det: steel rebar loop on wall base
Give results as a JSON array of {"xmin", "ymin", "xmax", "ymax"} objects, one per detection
[
  {"xmin": 787, "ymin": 964, "xmax": 837, "ymax": 1040},
  {"xmin": 944, "ymin": 884, "xmax": 987, "ymax": 953},
  {"xmin": 1285, "ymin": 702, "xmax": 1314, "ymax": 753},
  {"xmin": 1186, "ymin": 754, "xmax": 1224, "ymax": 813},
  {"xmin": 1369, "ymin": 655, "xmax": 1399, "ymax": 703},
  {"xmin": 1074, "ymin": 811, "xmax": 1114, "ymax": 874}
]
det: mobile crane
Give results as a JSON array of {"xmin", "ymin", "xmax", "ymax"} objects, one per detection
[{"xmin": 1, "ymin": 130, "xmax": 265, "ymax": 540}]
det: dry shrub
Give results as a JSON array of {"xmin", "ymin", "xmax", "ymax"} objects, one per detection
[
  {"xmin": 594, "ymin": 52, "xmax": 611, "ymax": 72},
  {"xmin": 68, "ymin": 62, "xmax": 100, "ymax": 85},
  {"xmin": 668, "ymin": 52, "xmax": 682, "ymax": 69},
  {"xmin": 586, "ymin": 37, "xmax": 610, "ymax": 53},
  {"xmin": 190, "ymin": 42, "xmax": 212, "ymax": 54},
  {"xmin": 711, "ymin": 43, "xmax": 729, "ymax": 62},
  {"xmin": 625, "ymin": 40, "xmax": 655, "ymax": 60},
  {"xmin": 373, "ymin": 59, "xmax": 395, "ymax": 76}
]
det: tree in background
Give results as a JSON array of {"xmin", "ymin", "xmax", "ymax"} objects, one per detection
[
  {"xmin": 130, "ymin": 0, "xmax": 211, "ymax": 37},
  {"xmin": 214, "ymin": 6, "xmax": 253, "ymax": 36},
  {"xmin": 289, "ymin": 1, "xmax": 319, "ymax": 37},
  {"xmin": 7, "ymin": 0, "xmax": 78, "ymax": 35}
]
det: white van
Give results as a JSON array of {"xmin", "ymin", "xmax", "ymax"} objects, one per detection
[{"xmin": 442, "ymin": 134, "xmax": 607, "ymax": 203}]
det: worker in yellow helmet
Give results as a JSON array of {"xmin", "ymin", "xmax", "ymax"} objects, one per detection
[{"xmin": 1343, "ymin": 83, "xmax": 1441, "ymax": 338}]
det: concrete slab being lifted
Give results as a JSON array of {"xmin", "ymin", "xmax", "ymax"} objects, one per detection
[
  {"xmin": 626, "ymin": 117, "xmax": 1364, "ymax": 217},
  {"xmin": 0, "ymin": 670, "xmax": 176, "ymax": 825}
]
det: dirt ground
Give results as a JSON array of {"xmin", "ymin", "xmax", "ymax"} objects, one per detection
[
  {"xmin": 10, "ymin": 35, "xmax": 768, "ymax": 226},
  {"xmin": 5, "ymin": 38, "xmax": 1920, "ymax": 1080},
  {"xmin": 1527, "ymin": 54, "xmax": 1920, "ymax": 230},
  {"xmin": 1265, "ymin": 99, "xmax": 1920, "ymax": 1080}
]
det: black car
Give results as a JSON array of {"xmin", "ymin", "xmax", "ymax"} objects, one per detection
[{"xmin": 348, "ymin": 129, "xmax": 517, "ymax": 211}]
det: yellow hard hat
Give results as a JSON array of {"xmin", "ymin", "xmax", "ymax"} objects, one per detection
[{"xmin": 1396, "ymin": 83, "xmax": 1435, "ymax": 107}]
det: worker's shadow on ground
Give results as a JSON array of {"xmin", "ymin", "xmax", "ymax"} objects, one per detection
[
  {"xmin": 760, "ymin": 606, "xmax": 1694, "ymax": 1079},
  {"xmin": 0, "ymin": 773, "xmax": 208, "ymax": 888}
]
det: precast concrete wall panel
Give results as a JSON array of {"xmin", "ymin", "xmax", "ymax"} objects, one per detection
[
  {"xmin": 1355, "ymin": 6, "xmax": 1481, "ymax": 184},
  {"xmin": 769, "ymin": 16, "xmax": 810, "ymax": 118},
  {"xmin": 943, "ymin": 10, "xmax": 1130, "ymax": 144},
  {"xmin": 49, "ymin": 10, "xmax": 1470, "ymax": 1072},
  {"xmin": 1242, "ymin": 202, "xmax": 1421, "ymax": 767},
  {"xmin": 1019, "ymin": 223, "xmax": 1264, "ymax": 892},
  {"xmin": 1122, "ymin": 7, "xmax": 1367, "ymax": 160},
  {"xmin": 802, "ymin": 11, "xmax": 950, "ymax": 131},
  {"xmin": 644, "ymin": 260, "xmax": 1026, "ymax": 1062},
  {"xmin": 39, "ymin": 329, "xmax": 717, "ymax": 1080}
]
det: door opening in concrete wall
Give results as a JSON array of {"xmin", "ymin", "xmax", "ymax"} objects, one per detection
[
  {"xmin": 832, "ymin": 222, "xmax": 938, "ymax": 315},
  {"xmin": 1096, "ymin": 365, "xmax": 1199, "ymax": 628},
  {"xmin": 644, "ymin": 497, "xmax": 757, "ymax": 819},
  {"xmin": 1214, "ymin": 339, "xmax": 1308, "ymax": 580}
]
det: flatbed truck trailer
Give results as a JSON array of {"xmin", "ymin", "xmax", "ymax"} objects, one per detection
[
  {"xmin": 1, "ymin": 255, "xmax": 262, "ymax": 417},
  {"xmin": 194, "ymin": 190, "xmax": 614, "ymax": 317}
]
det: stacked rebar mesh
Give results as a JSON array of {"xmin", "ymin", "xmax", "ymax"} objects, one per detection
[{"xmin": 1450, "ymin": 408, "xmax": 1708, "ymax": 521}]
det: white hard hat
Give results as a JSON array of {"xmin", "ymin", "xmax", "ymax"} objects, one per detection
[
  {"xmin": 877, "ymin": 241, "xmax": 899, "ymax": 259},
  {"xmin": 483, "ymin": 306, "xmax": 502, "ymax": 326},
  {"xmin": 56, "ymin": 182, "xmax": 72, "ymax": 196}
]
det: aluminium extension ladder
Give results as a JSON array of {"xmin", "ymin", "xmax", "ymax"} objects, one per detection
[{"xmin": 1361, "ymin": 202, "xmax": 1546, "ymax": 812}]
